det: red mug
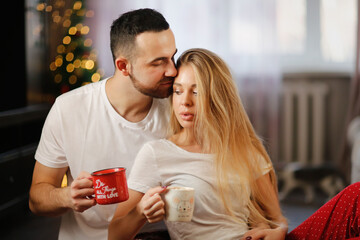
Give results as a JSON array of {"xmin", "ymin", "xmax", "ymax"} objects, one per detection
[{"xmin": 91, "ymin": 167, "xmax": 129, "ymax": 205}]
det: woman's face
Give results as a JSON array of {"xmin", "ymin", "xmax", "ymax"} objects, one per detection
[{"xmin": 172, "ymin": 65, "xmax": 197, "ymax": 129}]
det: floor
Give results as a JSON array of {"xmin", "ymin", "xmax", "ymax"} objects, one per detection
[{"xmin": 1, "ymin": 191, "xmax": 323, "ymax": 240}]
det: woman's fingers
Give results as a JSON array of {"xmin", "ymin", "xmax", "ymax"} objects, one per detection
[
  {"xmin": 146, "ymin": 207, "xmax": 166, "ymax": 223},
  {"xmin": 143, "ymin": 194, "xmax": 164, "ymax": 213},
  {"xmin": 139, "ymin": 186, "xmax": 168, "ymax": 223}
]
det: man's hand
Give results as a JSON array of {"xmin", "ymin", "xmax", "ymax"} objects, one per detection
[
  {"xmin": 137, "ymin": 186, "xmax": 167, "ymax": 223},
  {"xmin": 29, "ymin": 163, "xmax": 97, "ymax": 217},
  {"xmin": 66, "ymin": 171, "xmax": 96, "ymax": 212}
]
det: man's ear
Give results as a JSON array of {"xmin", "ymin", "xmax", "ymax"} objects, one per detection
[{"xmin": 115, "ymin": 57, "xmax": 130, "ymax": 76}]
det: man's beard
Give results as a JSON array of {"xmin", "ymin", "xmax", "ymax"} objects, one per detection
[{"xmin": 129, "ymin": 73, "xmax": 173, "ymax": 98}]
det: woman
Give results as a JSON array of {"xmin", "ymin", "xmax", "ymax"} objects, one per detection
[
  {"xmin": 108, "ymin": 48, "xmax": 360, "ymax": 240},
  {"xmin": 108, "ymin": 48, "xmax": 287, "ymax": 240}
]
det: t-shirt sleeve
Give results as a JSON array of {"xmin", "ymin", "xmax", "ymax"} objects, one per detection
[
  {"xmin": 35, "ymin": 100, "xmax": 68, "ymax": 168},
  {"xmin": 128, "ymin": 143, "xmax": 162, "ymax": 194}
]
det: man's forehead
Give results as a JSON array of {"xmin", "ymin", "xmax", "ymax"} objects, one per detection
[{"xmin": 135, "ymin": 29, "xmax": 176, "ymax": 58}]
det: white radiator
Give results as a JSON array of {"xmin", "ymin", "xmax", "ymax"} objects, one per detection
[
  {"xmin": 279, "ymin": 81, "xmax": 346, "ymax": 203},
  {"xmin": 282, "ymin": 82, "xmax": 329, "ymax": 166}
]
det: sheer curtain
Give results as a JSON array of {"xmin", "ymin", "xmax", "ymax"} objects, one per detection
[{"xmin": 86, "ymin": 0, "xmax": 281, "ymax": 160}]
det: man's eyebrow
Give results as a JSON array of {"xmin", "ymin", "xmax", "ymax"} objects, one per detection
[
  {"xmin": 150, "ymin": 49, "xmax": 178, "ymax": 63},
  {"xmin": 150, "ymin": 57, "xmax": 167, "ymax": 63}
]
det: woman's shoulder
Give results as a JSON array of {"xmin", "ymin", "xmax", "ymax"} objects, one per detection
[
  {"xmin": 136, "ymin": 139, "xmax": 174, "ymax": 161},
  {"xmin": 142, "ymin": 138, "xmax": 171, "ymax": 151}
]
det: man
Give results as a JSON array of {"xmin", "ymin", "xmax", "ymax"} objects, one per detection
[{"xmin": 29, "ymin": 8, "xmax": 177, "ymax": 240}]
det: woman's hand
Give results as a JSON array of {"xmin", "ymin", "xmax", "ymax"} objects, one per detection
[
  {"xmin": 242, "ymin": 225, "xmax": 287, "ymax": 240},
  {"xmin": 137, "ymin": 186, "xmax": 167, "ymax": 223}
]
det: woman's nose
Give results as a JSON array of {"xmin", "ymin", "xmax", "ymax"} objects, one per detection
[{"xmin": 181, "ymin": 92, "xmax": 192, "ymax": 106}]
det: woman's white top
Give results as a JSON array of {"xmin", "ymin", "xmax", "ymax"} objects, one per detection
[{"xmin": 128, "ymin": 139, "xmax": 272, "ymax": 240}]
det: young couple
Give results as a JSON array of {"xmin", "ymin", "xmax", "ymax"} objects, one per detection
[{"xmin": 30, "ymin": 8, "xmax": 360, "ymax": 240}]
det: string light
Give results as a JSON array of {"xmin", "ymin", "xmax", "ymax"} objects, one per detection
[
  {"xmin": 63, "ymin": 19, "xmax": 71, "ymax": 28},
  {"xmin": 53, "ymin": 15, "xmax": 62, "ymax": 23},
  {"xmin": 84, "ymin": 38, "xmax": 92, "ymax": 47},
  {"xmin": 85, "ymin": 60, "xmax": 94, "ymax": 70},
  {"xmin": 66, "ymin": 63, "xmax": 75, "ymax": 73},
  {"xmin": 37, "ymin": 0, "xmax": 103, "ymax": 94},
  {"xmin": 75, "ymin": 23, "xmax": 83, "ymax": 30},
  {"xmin": 86, "ymin": 10, "xmax": 94, "ymax": 18},
  {"xmin": 73, "ymin": 59, "xmax": 81, "ymax": 68},
  {"xmin": 55, "ymin": 57, "xmax": 63, "ymax": 67},
  {"xmin": 37, "ymin": 3, "xmax": 45, "ymax": 11},
  {"xmin": 91, "ymin": 73, "xmax": 101, "ymax": 82},
  {"xmin": 57, "ymin": 44, "xmax": 65, "ymax": 53},
  {"xmin": 65, "ymin": 9, "xmax": 73, "ymax": 17},
  {"xmin": 73, "ymin": 1, "xmax": 82, "ymax": 10},
  {"xmin": 77, "ymin": 9, "xmax": 86, "ymax": 17},
  {"xmin": 66, "ymin": 52, "xmax": 74, "ymax": 62},
  {"xmin": 80, "ymin": 26, "xmax": 89, "ymax": 35},
  {"xmin": 45, "ymin": 5, "xmax": 53, "ymax": 12},
  {"xmin": 54, "ymin": 74, "xmax": 62, "ymax": 83},
  {"xmin": 49, "ymin": 62, "xmax": 56, "ymax": 71},
  {"xmin": 69, "ymin": 75, "xmax": 77, "ymax": 84},
  {"xmin": 68, "ymin": 26, "xmax": 77, "ymax": 35},
  {"xmin": 62, "ymin": 36, "xmax": 71, "ymax": 44}
]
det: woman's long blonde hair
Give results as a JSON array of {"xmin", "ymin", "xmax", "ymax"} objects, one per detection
[{"xmin": 169, "ymin": 48, "xmax": 279, "ymax": 226}]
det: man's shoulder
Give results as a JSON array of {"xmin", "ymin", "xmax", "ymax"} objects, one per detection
[
  {"xmin": 56, "ymin": 80, "xmax": 104, "ymax": 102},
  {"xmin": 51, "ymin": 80, "xmax": 106, "ymax": 118}
]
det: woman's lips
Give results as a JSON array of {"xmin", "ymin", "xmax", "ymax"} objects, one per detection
[{"xmin": 180, "ymin": 112, "xmax": 194, "ymax": 121}]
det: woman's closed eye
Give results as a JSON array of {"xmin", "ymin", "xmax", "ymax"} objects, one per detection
[
  {"xmin": 173, "ymin": 89, "xmax": 197, "ymax": 96},
  {"xmin": 174, "ymin": 89, "xmax": 182, "ymax": 95}
]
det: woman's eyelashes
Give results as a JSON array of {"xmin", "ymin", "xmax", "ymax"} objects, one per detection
[
  {"xmin": 173, "ymin": 88, "xmax": 197, "ymax": 96},
  {"xmin": 173, "ymin": 88, "xmax": 182, "ymax": 95}
]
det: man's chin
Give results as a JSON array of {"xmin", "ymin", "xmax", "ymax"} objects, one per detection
[
  {"xmin": 138, "ymin": 85, "xmax": 172, "ymax": 98},
  {"xmin": 146, "ymin": 89, "xmax": 172, "ymax": 99}
]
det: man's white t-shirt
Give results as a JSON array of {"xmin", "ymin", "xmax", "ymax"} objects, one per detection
[
  {"xmin": 35, "ymin": 78, "xmax": 169, "ymax": 240},
  {"xmin": 128, "ymin": 139, "xmax": 272, "ymax": 240}
]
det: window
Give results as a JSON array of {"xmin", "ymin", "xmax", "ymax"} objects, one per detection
[
  {"xmin": 277, "ymin": 0, "xmax": 357, "ymax": 73},
  {"xmin": 276, "ymin": 0, "xmax": 306, "ymax": 54},
  {"xmin": 320, "ymin": 0, "xmax": 357, "ymax": 62}
]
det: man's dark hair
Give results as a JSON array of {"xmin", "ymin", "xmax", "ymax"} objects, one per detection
[{"xmin": 110, "ymin": 8, "xmax": 169, "ymax": 62}]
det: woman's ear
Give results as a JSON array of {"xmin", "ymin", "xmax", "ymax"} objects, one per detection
[{"xmin": 115, "ymin": 57, "xmax": 130, "ymax": 76}]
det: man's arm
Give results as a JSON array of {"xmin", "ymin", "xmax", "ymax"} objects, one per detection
[{"xmin": 29, "ymin": 161, "xmax": 96, "ymax": 217}]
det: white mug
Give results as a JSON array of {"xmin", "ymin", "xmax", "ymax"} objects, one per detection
[{"xmin": 163, "ymin": 186, "xmax": 195, "ymax": 222}]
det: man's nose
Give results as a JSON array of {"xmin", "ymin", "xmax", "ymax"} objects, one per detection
[{"xmin": 165, "ymin": 60, "xmax": 177, "ymax": 77}]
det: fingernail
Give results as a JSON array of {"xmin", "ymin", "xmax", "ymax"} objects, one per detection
[
  {"xmin": 246, "ymin": 237, "xmax": 252, "ymax": 240},
  {"xmin": 160, "ymin": 186, "xmax": 167, "ymax": 194}
]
